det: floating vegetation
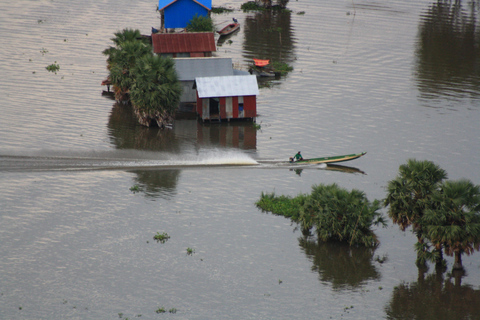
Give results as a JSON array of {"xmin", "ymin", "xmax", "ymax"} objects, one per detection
[
  {"xmin": 129, "ymin": 185, "xmax": 140, "ymax": 193},
  {"xmin": 270, "ymin": 61, "xmax": 293, "ymax": 75},
  {"xmin": 211, "ymin": 6, "xmax": 234, "ymax": 14},
  {"xmin": 40, "ymin": 48, "xmax": 48, "ymax": 55},
  {"xmin": 153, "ymin": 232, "xmax": 170, "ymax": 243},
  {"xmin": 186, "ymin": 247, "xmax": 195, "ymax": 255},
  {"xmin": 169, "ymin": 308, "xmax": 177, "ymax": 314},
  {"xmin": 46, "ymin": 62, "xmax": 60, "ymax": 74},
  {"xmin": 297, "ymin": 11, "xmax": 306, "ymax": 15},
  {"xmin": 254, "ymin": 123, "xmax": 261, "ymax": 130},
  {"xmin": 241, "ymin": 1, "xmax": 265, "ymax": 11},
  {"xmin": 155, "ymin": 307, "xmax": 166, "ymax": 314}
]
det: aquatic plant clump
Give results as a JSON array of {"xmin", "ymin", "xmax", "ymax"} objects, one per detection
[
  {"xmin": 46, "ymin": 62, "xmax": 60, "ymax": 74},
  {"xmin": 300, "ymin": 184, "xmax": 385, "ymax": 247},
  {"xmin": 270, "ymin": 61, "xmax": 293, "ymax": 75},
  {"xmin": 257, "ymin": 183, "xmax": 385, "ymax": 247},
  {"xmin": 153, "ymin": 232, "xmax": 170, "ymax": 243}
]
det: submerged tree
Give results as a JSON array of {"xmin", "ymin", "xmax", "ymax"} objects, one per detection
[
  {"xmin": 384, "ymin": 159, "xmax": 447, "ymax": 264},
  {"xmin": 256, "ymin": 183, "xmax": 385, "ymax": 247},
  {"xmin": 102, "ymin": 29, "xmax": 152, "ymax": 102},
  {"xmin": 130, "ymin": 55, "xmax": 181, "ymax": 127},
  {"xmin": 103, "ymin": 28, "xmax": 181, "ymax": 127},
  {"xmin": 422, "ymin": 179, "xmax": 480, "ymax": 270},
  {"xmin": 385, "ymin": 159, "xmax": 480, "ymax": 271},
  {"xmin": 300, "ymin": 184, "xmax": 385, "ymax": 247}
]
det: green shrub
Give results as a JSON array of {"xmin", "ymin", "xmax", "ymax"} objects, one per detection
[{"xmin": 186, "ymin": 14, "xmax": 214, "ymax": 32}]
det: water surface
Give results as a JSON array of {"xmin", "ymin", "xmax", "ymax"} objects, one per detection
[{"xmin": 1, "ymin": 0, "xmax": 480, "ymax": 319}]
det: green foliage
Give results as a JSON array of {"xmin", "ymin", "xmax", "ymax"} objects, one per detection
[
  {"xmin": 241, "ymin": 1, "xmax": 265, "ymax": 11},
  {"xmin": 211, "ymin": 6, "xmax": 234, "ymax": 14},
  {"xmin": 186, "ymin": 247, "xmax": 195, "ymax": 255},
  {"xmin": 103, "ymin": 29, "xmax": 181, "ymax": 126},
  {"xmin": 421, "ymin": 179, "xmax": 480, "ymax": 269},
  {"xmin": 103, "ymin": 29, "xmax": 152, "ymax": 102},
  {"xmin": 130, "ymin": 54, "xmax": 181, "ymax": 117},
  {"xmin": 186, "ymin": 14, "xmax": 214, "ymax": 32},
  {"xmin": 270, "ymin": 61, "xmax": 293, "ymax": 75},
  {"xmin": 255, "ymin": 191, "xmax": 308, "ymax": 222},
  {"xmin": 257, "ymin": 184, "xmax": 384, "ymax": 247},
  {"xmin": 156, "ymin": 307, "xmax": 166, "ymax": 314},
  {"xmin": 46, "ymin": 62, "xmax": 60, "ymax": 74},
  {"xmin": 384, "ymin": 159, "xmax": 447, "ymax": 233},
  {"xmin": 300, "ymin": 184, "xmax": 384, "ymax": 247},
  {"xmin": 385, "ymin": 159, "xmax": 480, "ymax": 270},
  {"xmin": 130, "ymin": 184, "xmax": 140, "ymax": 193},
  {"xmin": 153, "ymin": 232, "xmax": 170, "ymax": 243}
]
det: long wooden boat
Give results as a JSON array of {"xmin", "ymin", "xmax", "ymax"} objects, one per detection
[
  {"xmin": 289, "ymin": 152, "xmax": 367, "ymax": 164},
  {"xmin": 217, "ymin": 23, "xmax": 240, "ymax": 36}
]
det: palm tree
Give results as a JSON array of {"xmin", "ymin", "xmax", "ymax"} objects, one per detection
[
  {"xmin": 422, "ymin": 179, "xmax": 480, "ymax": 270},
  {"xmin": 107, "ymin": 40, "xmax": 152, "ymax": 102},
  {"xmin": 102, "ymin": 29, "xmax": 152, "ymax": 101},
  {"xmin": 103, "ymin": 28, "xmax": 149, "ymax": 70},
  {"xmin": 130, "ymin": 54, "xmax": 182, "ymax": 127},
  {"xmin": 384, "ymin": 159, "xmax": 447, "ymax": 240}
]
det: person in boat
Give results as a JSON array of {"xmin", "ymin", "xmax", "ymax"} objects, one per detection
[
  {"xmin": 233, "ymin": 17, "xmax": 238, "ymax": 23},
  {"xmin": 290, "ymin": 151, "xmax": 303, "ymax": 162}
]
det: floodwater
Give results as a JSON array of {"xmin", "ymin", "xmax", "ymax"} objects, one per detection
[{"xmin": 1, "ymin": 0, "xmax": 480, "ymax": 319}]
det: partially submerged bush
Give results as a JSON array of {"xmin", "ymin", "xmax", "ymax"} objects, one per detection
[{"xmin": 257, "ymin": 183, "xmax": 385, "ymax": 247}]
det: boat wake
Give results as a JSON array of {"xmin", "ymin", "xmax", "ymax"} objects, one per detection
[{"xmin": 0, "ymin": 149, "xmax": 259, "ymax": 172}]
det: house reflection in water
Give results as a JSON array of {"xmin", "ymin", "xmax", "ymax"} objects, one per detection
[
  {"xmin": 196, "ymin": 121, "xmax": 257, "ymax": 150},
  {"xmin": 174, "ymin": 119, "xmax": 257, "ymax": 150}
]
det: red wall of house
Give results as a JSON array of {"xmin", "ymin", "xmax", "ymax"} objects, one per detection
[
  {"xmin": 243, "ymin": 95, "xmax": 256, "ymax": 118},
  {"xmin": 219, "ymin": 97, "xmax": 226, "ymax": 119},
  {"xmin": 196, "ymin": 95, "xmax": 257, "ymax": 120}
]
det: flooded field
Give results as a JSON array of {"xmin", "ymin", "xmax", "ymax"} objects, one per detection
[{"xmin": 1, "ymin": 0, "xmax": 480, "ymax": 319}]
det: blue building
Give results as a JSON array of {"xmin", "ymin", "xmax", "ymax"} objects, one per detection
[{"xmin": 158, "ymin": 0, "xmax": 212, "ymax": 30}]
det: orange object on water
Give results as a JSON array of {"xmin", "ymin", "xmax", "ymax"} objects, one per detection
[{"xmin": 254, "ymin": 59, "xmax": 269, "ymax": 67}]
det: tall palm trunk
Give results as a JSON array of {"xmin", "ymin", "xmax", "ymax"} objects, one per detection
[{"xmin": 453, "ymin": 250, "xmax": 463, "ymax": 270}]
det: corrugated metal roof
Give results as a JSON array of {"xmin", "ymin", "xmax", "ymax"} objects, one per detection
[
  {"xmin": 158, "ymin": 0, "xmax": 211, "ymax": 11},
  {"xmin": 152, "ymin": 32, "xmax": 216, "ymax": 54},
  {"xmin": 195, "ymin": 75, "xmax": 259, "ymax": 98},
  {"xmin": 174, "ymin": 58, "xmax": 233, "ymax": 81}
]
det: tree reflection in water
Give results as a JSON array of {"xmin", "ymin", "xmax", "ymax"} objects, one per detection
[
  {"xmin": 385, "ymin": 268, "xmax": 480, "ymax": 320},
  {"xmin": 129, "ymin": 169, "xmax": 179, "ymax": 200},
  {"xmin": 298, "ymin": 237, "xmax": 380, "ymax": 290},
  {"xmin": 415, "ymin": 1, "xmax": 480, "ymax": 102}
]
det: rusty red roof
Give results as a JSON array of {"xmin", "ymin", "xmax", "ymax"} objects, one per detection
[{"xmin": 152, "ymin": 32, "xmax": 216, "ymax": 54}]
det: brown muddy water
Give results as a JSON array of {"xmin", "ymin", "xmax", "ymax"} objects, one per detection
[{"xmin": 1, "ymin": 0, "xmax": 480, "ymax": 319}]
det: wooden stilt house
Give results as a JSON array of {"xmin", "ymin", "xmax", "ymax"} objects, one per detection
[{"xmin": 194, "ymin": 75, "xmax": 259, "ymax": 122}]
